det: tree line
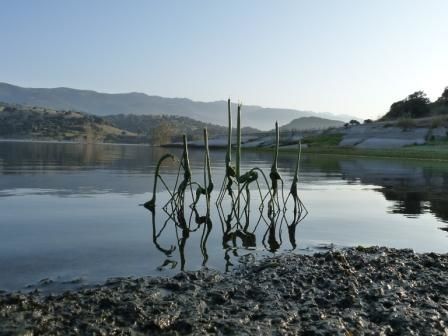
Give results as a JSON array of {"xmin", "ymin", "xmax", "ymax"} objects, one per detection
[{"xmin": 381, "ymin": 87, "xmax": 448, "ymax": 120}]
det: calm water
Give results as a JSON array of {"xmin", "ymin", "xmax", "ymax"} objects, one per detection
[{"xmin": 0, "ymin": 141, "xmax": 447, "ymax": 291}]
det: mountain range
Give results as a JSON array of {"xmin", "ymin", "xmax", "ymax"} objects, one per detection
[{"xmin": 0, "ymin": 82, "xmax": 356, "ymax": 130}]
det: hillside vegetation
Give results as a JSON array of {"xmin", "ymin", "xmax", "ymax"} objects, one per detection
[
  {"xmin": 0, "ymin": 102, "xmax": 258, "ymax": 144},
  {"xmin": 381, "ymin": 87, "xmax": 448, "ymax": 120},
  {"xmin": 0, "ymin": 102, "xmax": 137, "ymax": 142},
  {"xmin": 104, "ymin": 114, "xmax": 259, "ymax": 144}
]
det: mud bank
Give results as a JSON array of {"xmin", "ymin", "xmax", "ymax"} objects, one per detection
[{"xmin": 1, "ymin": 246, "xmax": 447, "ymax": 335}]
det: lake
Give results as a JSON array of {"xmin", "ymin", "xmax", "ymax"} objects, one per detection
[{"xmin": 0, "ymin": 141, "xmax": 447, "ymax": 292}]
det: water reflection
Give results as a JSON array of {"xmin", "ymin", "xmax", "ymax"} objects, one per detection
[
  {"xmin": 148, "ymin": 194, "xmax": 309, "ymax": 273},
  {"xmin": 1, "ymin": 142, "xmax": 448, "ymax": 291},
  {"xmin": 1, "ymin": 142, "xmax": 448, "ymax": 228},
  {"xmin": 337, "ymin": 159, "xmax": 448, "ymax": 226},
  {"xmin": 1, "ymin": 142, "xmax": 448, "ymax": 229}
]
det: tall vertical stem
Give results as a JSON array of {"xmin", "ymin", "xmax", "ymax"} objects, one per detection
[
  {"xmin": 272, "ymin": 121, "xmax": 279, "ymax": 173},
  {"xmin": 236, "ymin": 104, "xmax": 241, "ymax": 178},
  {"xmin": 292, "ymin": 141, "xmax": 301, "ymax": 186},
  {"xmin": 182, "ymin": 134, "xmax": 191, "ymax": 179},
  {"xmin": 236, "ymin": 104, "xmax": 242, "ymax": 217},
  {"xmin": 268, "ymin": 121, "xmax": 280, "ymax": 216},
  {"xmin": 177, "ymin": 134, "xmax": 191, "ymax": 209},
  {"xmin": 226, "ymin": 99, "xmax": 232, "ymax": 168},
  {"xmin": 203, "ymin": 128, "xmax": 213, "ymax": 210}
]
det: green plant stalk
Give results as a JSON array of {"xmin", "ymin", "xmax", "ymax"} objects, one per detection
[
  {"xmin": 290, "ymin": 141, "xmax": 301, "ymax": 196},
  {"xmin": 269, "ymin": 121, "xmax": 281, "ymax": 215},
  {"xmin": 182, "ymin": 134, "xmax": 192, "ymax": 181},
  {"xmin": 282, "ymin": 140, "xmax": 308, "ymax": 224},
  {"xmin": 225, "ymin": 100, "xmax": 236, "ymax": 196},
  {"xmin": 144, "ymin": 153, "xmax": 175, "ymax": 211},
  {"xmin": 204, "ymin": 128, "xmax": 213, "ymax": 218},
  {"xmin": 204, "ymin": 128, "xmax": 213, "ymax": 196},
  {"xmin": 192, "ymin": 128, "xmax": 214, "ymax": 207},
  {"xmin": 176, "ymin": 135, "xmax": 192, "ymax": 208},
  {"xmin": 226, "ymin": 98, "xmax": 232, "ymax": 168},
  {"xmin": 290, "ymin": 141, "xmax": 302, "ymax": 220},
  {"xmin": 233, "ymin": 167, "xmax": 275, "ymax": 221},
  {"xmin": 217, "ymin": 98, "xmax": 236, "ymax": 205},
  {"xmin": 236, "ymin": 104, "xmax": 241, "ymax": 178},
  {"xmin": 272, "ymin": 121, "xmax": 279, "ymax": 174},
  {"xmin": 236, "ymin": 103, "xmax": 242, "ymax": 217}
]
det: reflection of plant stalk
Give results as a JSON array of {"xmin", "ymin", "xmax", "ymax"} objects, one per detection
[
  {"xmin": 173, "ymin": 197, "xmax": 191, "ymax": 271},
  {"xmin": 200, "ymin": 216, "xmax": 212, "ymax": 266},
  {"xmin": 178, "ymin": 220, "xmax": 189, "ymax": 271},
  {"xmin": 150, "ymin": 209, "xmax": 176, "ymax": 255},
  {"xmin": 266, "ymin": 213, "xmax": 280, "ymax": 252}
]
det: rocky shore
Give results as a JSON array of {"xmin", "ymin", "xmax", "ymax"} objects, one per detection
[{"xmin": 1, "ymin": 246, "xmax": 447, "ymax": 335}]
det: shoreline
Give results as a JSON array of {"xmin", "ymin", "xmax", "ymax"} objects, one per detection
[
  {"xmin": 0, "ymin": 138, "xmax": 154, "ymax": 147},
  {"xmin": 2, "ymin": 138, "xmax": 448, "ymax": 162},
  {"xmin": 1, "ymin": 246, "xmax": 447, "ymax": 335},
  {"xmin": 167, "ymin": 142, "xmax": 448, "ymax": 162}
]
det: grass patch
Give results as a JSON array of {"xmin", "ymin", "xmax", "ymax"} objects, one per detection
[
  {"xmin": 301, "ymin": 133, "xmax": 343, "ymax": 147},
  {"xmin": 291, "ymin": 144, "xmax": 448, "ymax": 161}
]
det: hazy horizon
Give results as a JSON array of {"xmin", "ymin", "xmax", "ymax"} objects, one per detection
[
  {"xmin": 1, "ymin": 0, "xmax": 447, "ymax": 119},
  {"xmin": 0, "ymin": 81, "xmax": 356, "ymax": 120}
]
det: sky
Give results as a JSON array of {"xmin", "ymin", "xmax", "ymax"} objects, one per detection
[{"xmin": 1, "ymin": 0, "xmax": 447, "ymax": 119}]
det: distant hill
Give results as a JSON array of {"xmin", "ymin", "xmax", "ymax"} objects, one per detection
[
  {"xmin": 104, "ymin": 114, "xmax": 259, "ymax": 142},
  {"xmin": 279, "ymin": 116, "xmax": 344, "ymax": 131},
  {"xmin": 0, "ymin": 102, "xmax": 259, "ymax": 144},
  {"xmin": 0, "ymin": 82, "xmax": 355, "ymax": 130},
  {"xmin": 0, "ymin": 102, "xmax": 137, "ymax": 143}
]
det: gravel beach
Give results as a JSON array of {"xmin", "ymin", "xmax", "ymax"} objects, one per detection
[{"xmin": 1, "ymin": 246, "xmax": 447, "ymax": 335}]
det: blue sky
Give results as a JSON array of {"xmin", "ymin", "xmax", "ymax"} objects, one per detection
[{"xmin": 1, "ymin": 0, "xmax": 447, "ymax": 118}]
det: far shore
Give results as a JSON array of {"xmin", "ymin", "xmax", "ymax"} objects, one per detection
[
  {"xmin": 164, "ymin": 141, "xmax": 448, "ymax": 162},
  {"xmin": 2, "ymin": 137, "xmax": 448, "ymax": 162},
  {"xmin": 283, "ymin": 145, "xmax": 448, "ymax": 162},
  {"xmin": 0, "ymin": 138, "xmax": 154, "ymax": 147}
]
